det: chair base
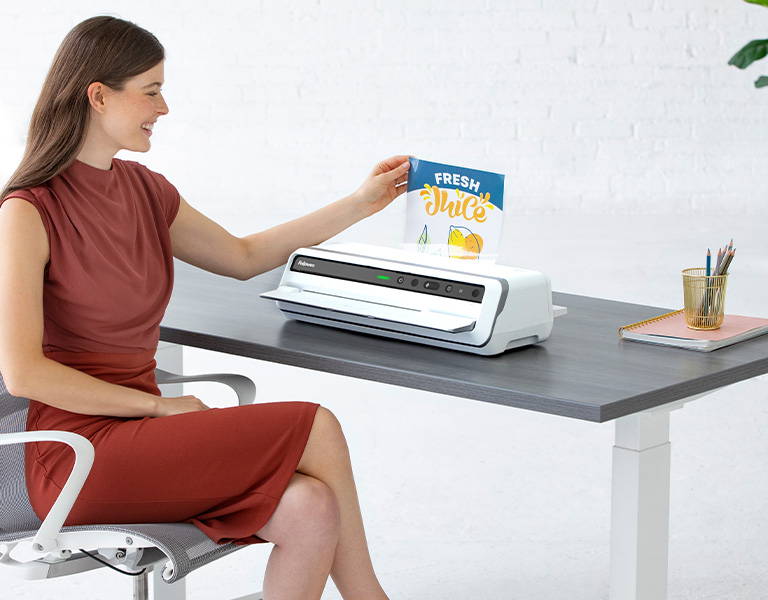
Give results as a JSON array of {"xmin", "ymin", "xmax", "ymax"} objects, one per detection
[{"xmin": 141, "ymin": 567, "xmax": 263, "ymax": 600}]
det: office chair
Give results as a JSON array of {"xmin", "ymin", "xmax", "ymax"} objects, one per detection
[{"xmin": 0, "ymin": 367, "xmax": 262, "ymax": 600}]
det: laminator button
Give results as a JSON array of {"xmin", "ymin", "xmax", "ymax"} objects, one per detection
[
  {"xmin": 445, "ymin": 285, "xmax": 453, "ymax": 293},
  {"xmin": 411, "ymin": 278, "xmax": 419, "ymax": 287},
  {"xmin": 397, "ymin": 276, "xmax": 405, "ymax": 284},
  {"xmin": 424, "ymin": 281, "xmax": 439, "ymax": 291}
]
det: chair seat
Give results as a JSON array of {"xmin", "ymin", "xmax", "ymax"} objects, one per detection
[{"xmin": 0, "ymin": 363, "xmax": 259, "ymax": 598}]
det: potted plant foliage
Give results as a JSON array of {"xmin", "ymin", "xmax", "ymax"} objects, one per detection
[{"xmin": 729, "ymin": 0, "xmax": 768, "ymax": 87}]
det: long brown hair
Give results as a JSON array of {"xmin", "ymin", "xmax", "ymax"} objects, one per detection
[{"xmin": 0, "ymin": 16, "xmax": 164, "ymax": 200}]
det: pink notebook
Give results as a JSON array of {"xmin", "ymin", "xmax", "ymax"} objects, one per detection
[{"xmin": 619, "ymin": 310, "xmax": 768, "ymax": 351}]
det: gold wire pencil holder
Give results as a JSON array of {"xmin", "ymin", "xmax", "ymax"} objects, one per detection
[{"xmin": 682, "ymin": 267, "xmax": 728, "ymax": 330}]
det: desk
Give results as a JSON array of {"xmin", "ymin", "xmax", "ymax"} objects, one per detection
[{"xmin": 160, "ymin": 260, "xmax": 768, "ymax": 600}]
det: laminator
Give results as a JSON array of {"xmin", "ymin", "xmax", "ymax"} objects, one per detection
[{"xmin": 261, "ymin": 243, "xmax": 565, "ymax": 355}]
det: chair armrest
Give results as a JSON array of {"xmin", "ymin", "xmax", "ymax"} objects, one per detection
[
  {"xmin": 0, "ymin": 430, "xmax": 95, "ymax": 554},
  {"xmin": 154, "ymin": 369, "xmax": 256, "ymax": 406}
]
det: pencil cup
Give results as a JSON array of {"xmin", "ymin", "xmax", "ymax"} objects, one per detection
[{"xmin": 682, "ymin": 267, "xmax": 728, "ymax": 330}]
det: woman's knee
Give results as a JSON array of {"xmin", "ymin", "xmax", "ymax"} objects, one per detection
[
  {"xmin": 262, "ymin": 474, "xmax": 340, "ymax": 547},
  {"xmin": 314, "ymin": 406, "xmax": 344, "ymax": 439},
  {"xmin": 301, "ymin": 406, "xmax": 351, "ymax": 468}
]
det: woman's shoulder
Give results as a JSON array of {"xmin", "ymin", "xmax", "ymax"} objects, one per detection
[
  {"xmin": 0, "ymin": 187, "xmax": 53, "ymax": 240},
  {"xmin": 1, "ymin": 182, "xmax": 52, "ymax": 211}
]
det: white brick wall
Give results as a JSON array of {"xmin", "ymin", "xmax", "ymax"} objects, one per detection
[{"xmin": 1, "ymin": 0, "xmax": 766, "ymax": 238}]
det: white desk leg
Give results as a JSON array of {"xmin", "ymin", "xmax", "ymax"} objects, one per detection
[{"xmin": 609, "ymin": 409, "xmax": 674, "ymax": 600}]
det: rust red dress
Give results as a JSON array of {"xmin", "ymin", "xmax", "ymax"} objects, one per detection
[{"xmin": 5, "ymin": 159, "xmax": 318, "ymax": 545}]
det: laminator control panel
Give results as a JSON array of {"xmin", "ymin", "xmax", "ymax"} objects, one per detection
[{"xmin": 289, "ymin": 254, "xmax": 486, "ymax": 303}]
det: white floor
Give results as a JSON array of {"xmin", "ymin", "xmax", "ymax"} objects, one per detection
[{"xmin": 5, "ymin": 213, "xmax": 767, "ymax": 599}]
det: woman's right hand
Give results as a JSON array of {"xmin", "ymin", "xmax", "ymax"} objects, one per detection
[{"xmin": 154, "ymin": 395, "xmax": 211, "ymax": 417}]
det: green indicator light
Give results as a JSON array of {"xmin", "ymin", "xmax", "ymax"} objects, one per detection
[{"xmin": 377, "ymin": 275, "xmax": 390, "ymax": 280}]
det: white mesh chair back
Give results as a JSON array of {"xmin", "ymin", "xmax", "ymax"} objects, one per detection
[{"xmin": 0, "ymin": 373, "xmax": 42, "ymax": 537}]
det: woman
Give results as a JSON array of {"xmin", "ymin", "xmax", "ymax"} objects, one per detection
[{"xmin": 0, "ymin": 15, "xmax": 408, "ymax": 600}]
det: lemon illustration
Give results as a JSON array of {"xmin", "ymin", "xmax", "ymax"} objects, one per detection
[
  {"xmin": 464, "ymin": 231, "xmax": 483, "ymax": 257},
  {"xmin": 448, "ymin": 226, "xmax": 483, "ymax": 260}
]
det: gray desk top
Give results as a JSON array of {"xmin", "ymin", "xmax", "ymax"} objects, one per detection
[{"xmin": 160, "ymin": 261, "xmax": 768, "ymax": 423}]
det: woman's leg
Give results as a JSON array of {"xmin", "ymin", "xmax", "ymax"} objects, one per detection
[
  {"xmin": 257, "ymin": 472, "xmax": 341, "ymax": 600},
  {"xmin": 296, "ymin": 406, "xmax": 389, "ymax": 600},
  {"xmin": 256, "ymin": 406, "xmax": 388, "ymax": 600}
]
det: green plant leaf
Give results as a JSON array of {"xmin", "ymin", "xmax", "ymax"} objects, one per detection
[
  {"xmin": 729, "ymin": 39, "xmax": 768, "ymax": 69},
  {"xmin": 755, "ymin": 75, "xmax": 768, "ymax": 87},
  {"xmin": 744, "ymin": 0, "xmax": 768, "ymax": 7}
]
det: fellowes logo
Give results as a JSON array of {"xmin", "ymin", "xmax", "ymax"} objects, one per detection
[{"xmin": 297, "ymin": 259, "xmax": 316, "ymax": 269}]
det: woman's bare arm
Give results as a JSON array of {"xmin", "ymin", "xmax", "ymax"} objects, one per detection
[{"xmin": 170, "ymin": 156, "xmax": 410, "ymax": 280}]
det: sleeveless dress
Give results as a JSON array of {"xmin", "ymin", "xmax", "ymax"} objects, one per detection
[{"xmin": 3, "ymin": 159, "xmax": 318, "ymax": 545}]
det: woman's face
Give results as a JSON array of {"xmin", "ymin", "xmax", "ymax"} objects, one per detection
[{"xmin": 98, "ymin": 61, "xmax": 169, "ymax": 154}]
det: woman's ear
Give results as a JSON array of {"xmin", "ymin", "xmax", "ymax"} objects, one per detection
[{"xmin": 86, "ymin": 82, "xmax": 108, "ymax": 113}]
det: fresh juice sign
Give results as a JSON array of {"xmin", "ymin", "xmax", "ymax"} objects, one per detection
[{"xmin": 403, "ymin": 158, "xmax": 505, "ymax": 261}]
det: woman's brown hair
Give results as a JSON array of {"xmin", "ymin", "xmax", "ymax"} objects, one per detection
[{"xmin": 0, "ymin": 16, "xmax": 164, "ymax": 200}]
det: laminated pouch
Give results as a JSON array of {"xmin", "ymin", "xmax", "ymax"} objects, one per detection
[{"xmin": 403, "ymin": 157, "xmax": 505, "ymax": 262}]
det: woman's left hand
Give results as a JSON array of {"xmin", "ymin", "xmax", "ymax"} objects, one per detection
[{"xmin": 353, "ymin": 155, "xmax": 411, "ymax": 218}]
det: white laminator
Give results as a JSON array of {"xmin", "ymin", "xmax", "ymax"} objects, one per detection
[{"xmin": 261, "ymin": 243, "xmax": 565, "ymax": 355}]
